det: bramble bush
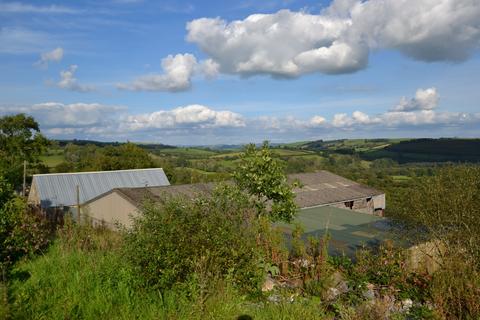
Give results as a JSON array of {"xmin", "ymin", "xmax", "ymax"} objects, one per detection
[
  {"xmin": 122, "ymin": 185, "xmax": 265, "ymax": 300},
  {"xmin": 390, "ymin": 165, "xmax": 480, "ymax": 319},
  {"xmin": 0, "ymin": 176, "xmax": 52, "ymax": 273}
]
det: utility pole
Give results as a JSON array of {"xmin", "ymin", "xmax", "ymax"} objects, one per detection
[
  {"xmin": 22, "ymin": 160, "xmax": 26, "ymax": 196},
  {"xmin": 76, "ymin": 185, "xmax": 81, "ymax": 224}
]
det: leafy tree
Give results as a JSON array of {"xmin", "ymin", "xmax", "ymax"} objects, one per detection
[
  {"xmin": 233, "ymin": 141, "xmax": 297, "ymax": 222},
  {"xmin": 63, "ymin": 143, "xmax": 99, "ymax": 171},
  {"xmin": 96, "ymin": 143, "xmax": 154, "ymax": 170},
  {"xmin": 0, "ymin": 176, "xmax": 13, "ymax": 206},
  {"xmin": 59, "ymin": 142, "xmax": 155, "ymax": 172},
  {"xmin": 0, "ymin": 114, "xmax": 49, "ymax": 186}
]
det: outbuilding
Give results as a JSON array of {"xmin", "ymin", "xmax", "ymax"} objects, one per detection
[
  {"xmin": 28, "ymin": 168, "xmax": 171, "ymax": 218},
  {"xmin": 83, "ymin": 170, "xmax": 385, "ymax": 228}
]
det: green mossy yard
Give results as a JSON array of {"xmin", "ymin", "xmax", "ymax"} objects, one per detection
[{"xmin": 277, "ymin": 206, "xmax": 391, "ymax": 256}]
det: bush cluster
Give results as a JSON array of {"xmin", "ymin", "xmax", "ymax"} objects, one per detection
[
  {"xmin": 0, "ymin": 177, "xmax": 52, "ymax": 273},
  {"xmin": 389, "ymin": 166, "xmax": 480, "ymax": 319},
  {"xmin": 122, "ymin": 185, "xmax": 265, "ymax": 297}
]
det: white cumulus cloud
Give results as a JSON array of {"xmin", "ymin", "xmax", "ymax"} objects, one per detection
[
  {"xmin": 323, "ymin": 87, "xmax": 476, "ymax": 129},
  {"xmin": 125, "ymin": 104, "xmax": 245, "ymax": 130},
  {"xmin": 56, "ymin": 65, "xmax": 96, "ymax": 92},
  {"xmin": 35, "ymin": 47, "xmax": 64, "ymax": 68},
  {"xmin": 187, "ymin": 10, "xmax": 361, "ymax": 77},
  {"xmin": 118, "ymin": 54, "xmax": 218, "ymax": 92},
  {"xmin": 310, "ymin": 115, "xmax": 327, "ymax": 126},
  {"xmin": 118, "ymin": 54, "xmax": 197, "ymax": 92},
  {"xmin": 186, "ymin": 0, "xmax": 480, "ymax": 77},
  {"xmin": 391, "ymin": 87, "xmax": 439, "ymax": 112}
]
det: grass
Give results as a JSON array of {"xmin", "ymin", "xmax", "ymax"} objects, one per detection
[
  {"xmin": 271, "ymin": 149, "xmax": 315, "ymax": 156},
  {"xmin": 392, "ymin": 175, "xmax": 412, "ymax": 182},
  {"xmin": 210, "ymin": 152, "xmax": 242, "ymax": 159},
  {"xmin": 154, "ymin": 147, "xmax": 219, "ymax": 158},
  {"xmin": 6, "ymin": 236, "xmax": 329, "ymax": 320},
  {"xmin": 9, "ymin": 242, "xmax": 168, "ymax": 319},
  {"xmin": 39, "ymin": 154, "xmax": 65, "ymax": 168},
  {"xmin": 0, "ymin": 281, "xmax": 8, "ymax": 319}
]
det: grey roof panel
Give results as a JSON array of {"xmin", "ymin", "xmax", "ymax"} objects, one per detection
[
  {"xmin": 290, "ymin": 171, "xmax": 383, "ymax": 208},
  {"xmin": 112, "ymin": 171, "xmax": 383, "ymax": 209},
  {"xmin": 32, "ymin": 168, "xmax": 170, "ymax": 208}
]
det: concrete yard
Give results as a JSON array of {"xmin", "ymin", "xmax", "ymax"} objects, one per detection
[{"xmin": 276, "ymin": 205, "xmax": 394, "ymax": 256}]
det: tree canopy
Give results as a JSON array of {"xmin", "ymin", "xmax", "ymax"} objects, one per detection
[
  {"xmin": 233, "ymin": 141, "xmax": 297, "ymax": 222},
  {"xmin": 0, "ymin": 114, "xmax": 49, "ymax": 186},
  {"xmin": 58, "ymin": 142, "xmax": 155, "ymax": 172}
]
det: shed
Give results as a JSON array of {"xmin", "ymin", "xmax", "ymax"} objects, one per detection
[
  {"xmin": 288, "ymin": 171, "xmax": 385, "ymax": 215},
  {"xmin": 28, "ymin": 168, "xmax": 170, "ymax": 210},
  {"xmin": 84, "ymin": 170, "xmax": 385, "ymax": 228}
]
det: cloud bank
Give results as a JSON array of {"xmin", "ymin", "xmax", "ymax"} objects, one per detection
[{"xmin": 1, "ymin": 88, "xmax": 479, "ymax": 143}]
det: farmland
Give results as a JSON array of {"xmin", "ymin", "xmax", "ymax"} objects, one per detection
[{"xmin": 2, "ymin": 136, "xmax": 480, "ymax": 319}]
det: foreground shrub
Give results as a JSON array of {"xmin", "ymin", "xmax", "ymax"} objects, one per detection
[
  {"xmin": 1, "ymin": 193, "xmax": 52, "ymax": 272},
  {"xmin": 391, "ymin": 165, "xmax": 480, "ymax": 264},
  {"xmin": 123, "ymin": 185, "xmax": 265, "ymax": 297},
  {"xmin": 430, "ymin": 253, "xmax": 480, "ymax": 319},
  {"xmin": 388, "ymin": 165, "xmax": 480, "ymax": 319}
]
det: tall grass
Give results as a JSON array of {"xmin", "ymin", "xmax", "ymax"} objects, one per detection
[
  {"xmin": 9, "ymin": 241, "xmax": 167, "ymax": 319},
  {"xmin": 5, "ymin": 222, "xmax": 329, "ymax": 320},
  {"xmin": 0, "ymin": 280, "xmax": 9, "ymax": 319}
]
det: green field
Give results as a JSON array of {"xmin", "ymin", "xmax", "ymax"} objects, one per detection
[
  {"xmin": 299, "ymin": 138, "xmax": 410, "ymax": 153},
  {"xmin": 39, "ymin": 154, "xmax": 65, "ymax": 168},
  {"xmin": 154, "ymin": 147, "xmax": 220, "ymax": 158}
]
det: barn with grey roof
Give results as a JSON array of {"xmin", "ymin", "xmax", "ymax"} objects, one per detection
[
  {"xmin": 28, "ymin": 168, "xmax": 170, "ymax": 209},
  {"xmin": 83, "ymin": 170, "xmax": 385, "ymax": 228}
]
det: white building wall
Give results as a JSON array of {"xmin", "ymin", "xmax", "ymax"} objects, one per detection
[{"xmin": 84, "ymin": 191, "xmax": 139, "ymax": 228}]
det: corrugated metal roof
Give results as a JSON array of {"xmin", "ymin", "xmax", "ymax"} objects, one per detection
[
  {"xmin": 31, "ymin": 168, "xmax": 170, "ymax": 208},
  {"xmin": 288, "ymin": 171, "xmax": 384, "ymax": 208},
  {"xmin": 108, "ymin": 171, "xmax": 383, "ymax": 209}
]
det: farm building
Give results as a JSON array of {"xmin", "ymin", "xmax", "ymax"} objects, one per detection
[
  {"xmin": 288, "ymin": 171, "xmax": 385, "ymax": 215},
  {"xmin": 28, "ymin": 168, "xmax": 171, "ymax": 214},
  {"xmin": 83, "ymin": 170, "xmax": 385, "ymax": 228}
]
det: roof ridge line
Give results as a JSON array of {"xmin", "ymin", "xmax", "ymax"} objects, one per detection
[{"xmin": 32, "ymin": 168, "xmax": 165, "ymax": 177}]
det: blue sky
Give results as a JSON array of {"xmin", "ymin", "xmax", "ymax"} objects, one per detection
[{"xmin": 1, "ymin": 0, "xmax": 479, "ymax": 145}]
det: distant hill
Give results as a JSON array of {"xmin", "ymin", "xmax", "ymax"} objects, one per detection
[
  {"xmin": 299, "ymin": 139, "xmax": 404, "ymax": 153},
  {"xmin": 52, "ymin": 138, "xmax": 480, "ymax": 164},
  {"xmin": 385, "ymin": 138, "xmax": 480, "ymax": 156},
  {"xmin": 199, "ymin": 144, "xmax": 245, "ymax": 150},
  {"xmin": 362, "ymin": 138, "xmax": 480, "ymax": 163},
  {"xmin": 293, "ymin": 138, "xmax": 480, "ymax": 163},
  {"xmin": 56, "ymin": 139, "xmax": 124, "ymax": 147},
  {"xmin": 54, "ymin": 139, "xmax": 175, "ymax": 150}
]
